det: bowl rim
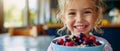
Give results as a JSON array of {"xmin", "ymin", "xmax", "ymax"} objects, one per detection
[{"xmin": 52, "ymin": 37, "xmax": 105, "ymax": 48}]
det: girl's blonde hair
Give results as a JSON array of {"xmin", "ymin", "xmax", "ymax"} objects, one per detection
[{"xmin": 57, "ymin": 0, "xmax": 105, "ymax": 36}]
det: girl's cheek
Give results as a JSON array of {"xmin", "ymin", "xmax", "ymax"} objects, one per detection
[{"xmin": 66, "ymin": 20, "xmax": 72, "ymax": 27}]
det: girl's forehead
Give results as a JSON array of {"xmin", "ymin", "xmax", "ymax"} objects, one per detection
[
  {"xmin": 65, "ymin": 0, "xmax": 96, "ymax": 10},
  {"xmin": 66, "ymin": 0, "xmax": 94, "ymax": 4}
]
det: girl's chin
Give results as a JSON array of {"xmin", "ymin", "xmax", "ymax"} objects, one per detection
[
  {"xmin": 73, "ymin": 31, "xmax": 89, "ymax": 36},
  {"xmin": 75, "ymin": 29, "xmax": 86, "ymax": 32},
  {"xmin": 73, "ymin": 28, "xmax": 89, "ymax": 35},
  {"xmin": 74, "ymin": 28, "xmax": 88, "ymax": 33},
  {"xmin": 74, "ymin": 31, "xmax": 86, "ymax": 35}
]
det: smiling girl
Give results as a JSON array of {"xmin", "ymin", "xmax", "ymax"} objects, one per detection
[{"xmin": 47, "ymin": 0, "xmax": 113, "ymax": 51}]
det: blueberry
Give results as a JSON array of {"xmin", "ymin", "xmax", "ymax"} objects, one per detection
[
  {"xmin": 78, "ymin": 33, "xmax": 83, "ymax": 39},
  {"xmin": 78, "ymin": 39, "xmax": 83, "ymax": 43},
  {"xmin": 72, "ymin": 35, "xmax": 78, "ymax": 42},
  {"xmin": 72, "ymin": 35, "xmax": 76, "ymax": 40},
  {"xmin": 83, "ymin": 41, "xmax": 87, "ymax": 44},
  {"xmin": 89, "ymin": 40, "xmax": 94, "ymax": 44},
  {"xmin": 64, "ymin": 38, "xmax": 71, "ymax": 42},
  {"xmin": 56, "ymin": 42, "xmax": 61, "ymax": 45},
  {"xmin": 87, "ymin": 40, "xmax": 94, "ymax": 46},
  {"xmin": 75, "ymin": 41, "xmax": 82, "ymax": 45}
]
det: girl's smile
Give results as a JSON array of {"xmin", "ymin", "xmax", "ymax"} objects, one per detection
[{"xmin": 73, "ymin": 23, "xmax": 89, "ymax": 32}]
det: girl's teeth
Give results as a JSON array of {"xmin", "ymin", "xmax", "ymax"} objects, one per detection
[{"xmin": 76, "ymin": 25, "xmax": 85, "ymax": 29}]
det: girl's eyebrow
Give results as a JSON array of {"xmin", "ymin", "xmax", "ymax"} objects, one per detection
[
  {"xmin": 83, "ymin": 8, "xmax": 94, "ymax": 11},
  {"xmin": 67, "ymin": 7, "xmax": 95, "ymax": 12},
  {"xmin": 67, "ymin": 9, "xmax": 76, "ymax": 11},
  {"xmin": 68, "ymin": 8, "xmax": 94, "ymax": 11}
]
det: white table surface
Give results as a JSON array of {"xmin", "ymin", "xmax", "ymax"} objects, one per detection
[{"xmin": 0, "ymin": 33, "xmax": 55, "ymax": 51}]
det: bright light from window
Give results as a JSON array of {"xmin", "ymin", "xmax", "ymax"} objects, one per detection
[
  {"xmin": 28, "ymin": 0, "xmax": 38, "ymax": 25},
  {"xmin": 29, "ymin": 0, "xmax": 37, "ymax": 11},
  {"xmin": 3, "ymin": 0, "xmax": 25, "ymax": 28}
]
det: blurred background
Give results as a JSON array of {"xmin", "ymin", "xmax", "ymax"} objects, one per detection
[{"xmin": 0, "ymin": 0, "xmax": 120, "ymax": 51}]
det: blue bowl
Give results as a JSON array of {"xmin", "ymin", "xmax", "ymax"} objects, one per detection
[{"xmin": 51, "ymin": 38, "xmax": 105, "ymax": 51}]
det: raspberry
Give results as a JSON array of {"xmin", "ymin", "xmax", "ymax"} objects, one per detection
[
  {"xmin": 82, "ymin": 36, "xmax": 89, "ymax": 43},
  {"xmin": 95, "ymin": 41, "xmax": 101, "ymax": 45},
  {"xmin": 90, "ymin": 36, "xmax": 96, "ymax": 42},
  {"xmin": 57, "ymin": 38, "xmax": 64, "ymax": 45},
  {"xmin": 65, "ymin": 42, "xmax": 74, "ymax": 46}
]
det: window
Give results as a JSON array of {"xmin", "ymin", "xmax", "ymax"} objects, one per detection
[
  {"xmin": 3, "ymin": 0, "xmax": 39, "ymax": 28},
  {"xmin": 2, "ymin": 0, "xmax": 51, "ymax": 28},
  {"xmin": 3, "ymin": 0, "xmax": 26, "ymax": 28},
  {"xmin": 0, "ymin": 0, "xmax": 52, "ymax": 32},
  {"xmin": 28, "ymin": 0, "xmax": 38, "ymax": 25}
]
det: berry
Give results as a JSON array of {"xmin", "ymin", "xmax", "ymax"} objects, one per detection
[
  {"xmin": 72, "ymin": 35, "xmax": 79, "ymax": 42},
  {"xmin": 88, "ymin": 40, "xmax": 94, "ymax": 46},
  {"xmin": 82, "ymin": 41, "xmax": 87, "ymax": 45},
  {"xmin": 78, "ymin": 39, "xmax": 83, "ymax": 43},
  {"xmin": 57, "ymin": 38, "xmax": 64, "ymax": 45},
  {"xmin": 88, "ymin": 40, "xmax": 94, "ymax": 44},
  {"xmin": 55, "ymin": 32, "xmax": 101, "ymax": 47},
  {"xmin": 75, "ymin": 41, "xmax": 82, "ymax": 45},
  {"xmin": 78, "ymin": 33, "xmax": 84, "ymax": 39},
  {"xmin": 72, "ymin": 35, "xmax": 76, "ymax": 40},
  {"xmin": 95, "ymin": 41, "xmax": 101, "ymax": 45},
  {"xmin": 90, "ymin": 36, "xmax": 96, "ymax": 42},
  {"xmin": 82, "ymin": 36, "xmax": 89, "ymax": 43},
  {"xmin": 65, "ymin": 42, "xmax": 74, "ymax": 46},
  {"xmin": 64, "ymin": 38, "xmax": 71, "ymax": 42},
  {"xmin": 56, "ymin": 42, "xmax": 61, "ymax": 45}
]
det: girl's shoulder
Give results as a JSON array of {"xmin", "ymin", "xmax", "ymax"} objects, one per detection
[
  {"xmin": 95, "ymin": 36, "xmax": 111, "ymax": 45},
  {"xmin": 95, "ymin": 36, "xmax": 113, "ymax": 51}
]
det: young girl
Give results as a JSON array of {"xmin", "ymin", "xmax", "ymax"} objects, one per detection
[{"xmin": 47, "ymin": 0, "xmax": 113, "ymax": 51}]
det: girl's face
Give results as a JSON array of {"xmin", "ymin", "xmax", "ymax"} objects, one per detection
[{"xmin": 63, "ymin": 0, "xmax": 99, "ymax": 36}]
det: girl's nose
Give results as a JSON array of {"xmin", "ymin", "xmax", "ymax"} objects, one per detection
[{"xmin": 76, "ymin": 14, "xmax": 84, "ymax": 23}]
